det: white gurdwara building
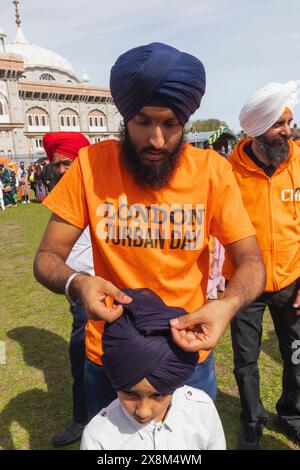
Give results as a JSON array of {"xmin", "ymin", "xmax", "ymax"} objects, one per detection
[{"xmin": 0, "ymin": 19, "xmax": 122, "ymax": 161}]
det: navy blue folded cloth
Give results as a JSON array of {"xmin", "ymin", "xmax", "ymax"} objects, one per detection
[
  {"xmin": 110, "ymin": 42, "xmax": 206, "ymax": 126},
  {"xmin": 102, "ymin": 288, "xmax": 198, "ymax": 394}
]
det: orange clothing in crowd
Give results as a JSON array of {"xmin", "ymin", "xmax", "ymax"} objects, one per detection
[
  {"xmin": 43, "ymin": 140, "xmax": 255, "ymax": 366},
  {"xmin": 223, "ymin": 138, "xmax": 300, "ymax": 292}
]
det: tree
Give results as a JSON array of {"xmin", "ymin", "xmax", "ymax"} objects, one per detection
[{"xmin": 186, "ymin": 118, "xmax": 229, "ymax": 133}]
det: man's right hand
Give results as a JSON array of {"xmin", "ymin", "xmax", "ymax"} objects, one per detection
[{"xmin": 71, "ymin": 274, "xmax": 132, "ymax": 322}]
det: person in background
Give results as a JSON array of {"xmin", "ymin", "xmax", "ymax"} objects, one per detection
[
  {"xmin": 239, "ymin": 130, "xmax": 247, "ymax": 141},
  {"xmin": 17, "ymin": 161, "xmax": 26, "ymax": 181},
  {"xmin": 1, "ymin": 166, "xmax": 17, "ymax": 208},
  {"xmin": 9, "ymin": 169, "xmax": 18, "ymax": 199},
  {"xmin": 42, "ymin": 131, "xmax": 92, "ymax": 447},
  {"xmin": 20, "ymin": 171, "xmax": 30, "ymax": 204},
  {"xmin": 291, "ymin": 123, "xmax": 300, "ymax": 141},
  {"xmin": 207, "ymin": 237, "xmax": 225, "ymax": 300},
  {"xmin": 220, "ymin": 145, "xmax": 227, "ymax": 156},
  {"xmin": 34, "ymin": 163, "xmax": 47, "ymax": 203},
  {"xmin": 0, "ymin": 168, "xmax": 5, "ymax": 211},
  {"xmin": 224, "ymin": 80, "xmax": 300, "ymax": 449},
  {"xmin": 28, "ymin": 163, "xmax": 36, "ymax": 196}
]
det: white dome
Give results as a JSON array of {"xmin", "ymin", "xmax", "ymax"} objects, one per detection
[
  {"xmin": 81, "ymin": 71, "xmax": 90, "ymax": 83},
  {"xmin": 6, "ymin": 28, "xmax": 74, "ymax": 75}
]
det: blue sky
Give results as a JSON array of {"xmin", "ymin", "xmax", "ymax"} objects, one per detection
[{"xmin": 1, "ymin": 0, "xmax": 300, "ymax": 131}]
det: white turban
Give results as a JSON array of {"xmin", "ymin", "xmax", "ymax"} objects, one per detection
[{"xmin": 239, "ymin": 80, "xmax": 300, "ymax": 137}]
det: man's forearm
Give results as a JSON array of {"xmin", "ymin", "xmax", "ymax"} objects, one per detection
[
  {"xmin": 220, "ymin": 256, "xmax": 266, "ymax": 316},
  {"xmin": 33, "ymin": 250, "xmax": 75, "ymax": 294}
]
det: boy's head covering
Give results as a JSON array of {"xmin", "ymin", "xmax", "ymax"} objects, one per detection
[
  {"xmin": 239, "ymin": 80, "xmax": 300, "ymax": 137},
  {"xmin": 110, "ymin": 42, "xmax": 206, "ymax": 126},
  {"xmin": 42, "ymin": 132, "xmax": 90, "ymax": 162},
  {"xmin": 102, "ymin": 288, "xmax": 198, "ymax": 395}
]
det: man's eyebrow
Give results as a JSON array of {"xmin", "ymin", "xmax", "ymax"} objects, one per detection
[
  {"xmin": 135, "ymin": 111, "xmax": 148, "ymax": 117},
  {"xmin": 275, "ymin": 117, "xmax": 293, "ymax": 124},
  {"xmin": 165, "ymin": 117, "xmax": 179, "ymax": 122}
]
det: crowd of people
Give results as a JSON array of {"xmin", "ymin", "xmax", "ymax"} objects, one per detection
[
  {"xmin": 0, "ymin": 158, "xmax": 59, "ymax": 210},
  {"xmin": 2, "ymin": 41, "xmax": 300, "ymax": 452}
]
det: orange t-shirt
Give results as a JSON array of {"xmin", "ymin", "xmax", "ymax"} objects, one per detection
[{"xmin": 43, "ymin": 140, "xmax": 255, "ymax": 365}]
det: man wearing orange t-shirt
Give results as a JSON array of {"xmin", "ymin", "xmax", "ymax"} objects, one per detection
[
  {"xmin": 34, "ymin": 43, "xmax": 265, "ymax": 422},
  {"xmin": 224, "ymin": 81, "xmax": 300, "ymax": 449}
]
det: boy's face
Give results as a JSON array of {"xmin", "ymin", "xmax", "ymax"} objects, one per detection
[{"xmin": 118, "ymin": 378, "xmax": 172, "ymax": 425}]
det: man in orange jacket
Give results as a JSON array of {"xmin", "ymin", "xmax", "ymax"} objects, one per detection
[{"xmin": 224, "ymin": 81, "xmax": 300, "ymax": 449}]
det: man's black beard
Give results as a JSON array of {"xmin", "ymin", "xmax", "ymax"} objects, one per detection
[
  {"xmin": 121, "ymin": 128, "xmax": 185, "ymax": 190},
  {"xmin": 254, "ymin": 134, "xmax": 290, "ymax": 166}
]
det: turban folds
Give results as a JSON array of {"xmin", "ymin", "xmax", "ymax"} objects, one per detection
[
  {"xmin": 239, "ymin": 80, "xmax": 300, "ymax": 137},
  {"xmin": 102, "ymin": 288, "xmax": 198, "ymax": 395},
  {"xmin": 43, "ymin": 132, "xmax": 90, "ymax": 162},
  {"xmin": 110, "ymin": 42, "xmax": 206, "ymax": 126}
]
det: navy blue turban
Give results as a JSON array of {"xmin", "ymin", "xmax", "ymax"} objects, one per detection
[
  {"xmin": 102, "ymin": 288, "xmax": 198, "ymax": 395},
  {"xmin": 110, "ymin": 42, "xmax": 206, "ymax": 126}
]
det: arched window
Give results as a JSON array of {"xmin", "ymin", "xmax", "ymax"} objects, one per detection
[
  {"xmin": 28, "ymin": 115, "xmax": 33, "ymax": 126},
  {"xmin": 66, "ymin": 116, "xmax": 71, "ymax": 127},
  {"xmin": 66, "ymin": 80, "xmax": 73, "ymax": 84},
  {"xmin": 0, "ymin": 101, "xmax": 4, "ymax": 115},
  {"xmin": 72, "ymin": 116, "xmax": 76, "ymax": 127},
  {"xmin": 35, "ymin": 115, "xmax": 39, "ymax": 126},
  {"xmin": 41, "ymin": 115, "xmax": 46, "ymax": 126},
  {"xmin": 88, "ymin": 112, "xmax": 106, "ymax": 129},
  {"xmin": 39, "ymin": 73, "xmax": 55, "ymax": 81},
  {"xmin": 60, "ymin": 116, "xmax": 64, "ymax": 126}
]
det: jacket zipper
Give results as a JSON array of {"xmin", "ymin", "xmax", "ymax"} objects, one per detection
[{"xmin": 268, "ymin": 178, "xmax": 279, "ymax": 291}]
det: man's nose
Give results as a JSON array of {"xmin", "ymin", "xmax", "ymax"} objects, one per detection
[
  {"xmin": 149, "ymin": 126, "xmax": 165, "ymax": 149},
  {"xmin": 280, "ymin": 123, "xmax": 292, "ymax": 138},
  {"xmin": 56, "ymin": 165, "xmax": 66, "ymax": 175}
]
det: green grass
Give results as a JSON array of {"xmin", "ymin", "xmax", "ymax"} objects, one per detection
[{"xmin": 0, "ymin": 202, "xmax": 299, "ymax": 450}]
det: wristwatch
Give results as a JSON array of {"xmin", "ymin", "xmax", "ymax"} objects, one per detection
[{"xmin": 65, "ymin": 271, "xmax": 92, "ymax": 306}]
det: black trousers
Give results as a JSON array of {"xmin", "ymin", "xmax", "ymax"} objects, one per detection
[
  {"xmin": 69, "ymin": 305, "xmax": 88, "ymax": 425},
  {"xmin": 230, "ymin": 280, "xmax": 300, "ymax": 433}
]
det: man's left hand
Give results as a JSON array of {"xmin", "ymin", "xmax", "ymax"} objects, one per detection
[{"xmin": 170, "ymin": 299, "xmax": 235, "ymax": 352}]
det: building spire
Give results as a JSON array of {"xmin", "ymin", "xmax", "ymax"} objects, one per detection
[
  {"xmin": 13, "ymin": 0, "xmax": 21, "ymax": 28},
  {"xmin": 11, "ymin": 0, "xmax": 29, "ymax": 44}
]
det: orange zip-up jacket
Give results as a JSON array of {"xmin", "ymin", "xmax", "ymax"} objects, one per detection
[{"xmin": 223, "ymin": 138, "xmax": 300, "ymax": 292}]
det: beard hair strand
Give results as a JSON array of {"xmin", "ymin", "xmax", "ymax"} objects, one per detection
[
  {"xmin": 254, "ymin": 134, "xmax": 290, "ymax": 166},
  {"xmin": 121, "ymin": 127, "xmax": 185, "ymax": 190}
]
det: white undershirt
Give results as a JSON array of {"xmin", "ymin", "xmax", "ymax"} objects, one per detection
[{"xmin": 66, "ymin": 226, "xmax": 95, "ymax": 275}]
